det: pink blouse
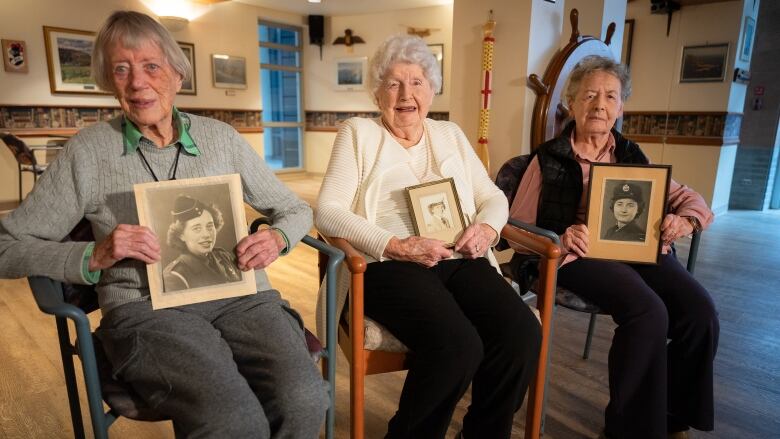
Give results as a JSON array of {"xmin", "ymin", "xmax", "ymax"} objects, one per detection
[{"xmin": 508, "ymin": 133, "xmax": 715, "ymax": 266}]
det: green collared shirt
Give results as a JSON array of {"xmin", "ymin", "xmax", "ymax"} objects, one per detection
[
  {"xmin": 81, "ymin": 108, "xmax": 201, "ymax": 283},
  {"xmin": 122, "ymin": 107, "xmax": 200, "ymax": 155}
]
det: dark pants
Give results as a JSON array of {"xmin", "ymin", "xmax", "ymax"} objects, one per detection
[
  {"xmin": 557, "ymin": 254, "xmax": 719, "ymax": 439},
  {"xmin": 96, "ymin": 291, "xmax": 329, "ymax": 439},
  {"xmin": 364, "ymin": 258, "xmax": 542, "ymax": 439}
]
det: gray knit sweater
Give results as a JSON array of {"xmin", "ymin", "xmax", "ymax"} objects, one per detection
[{"xmin": 0, "ymin": 114, "xmax": 312, "ymax": 313}]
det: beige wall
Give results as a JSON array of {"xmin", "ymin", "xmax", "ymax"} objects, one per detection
[
  {"xmin": 625, "ymin": 0, "xmax": 755, "ymax": 212},
  {"xmin": 300, "ymin": 4, "xmax": 454, "ymax": 175}
]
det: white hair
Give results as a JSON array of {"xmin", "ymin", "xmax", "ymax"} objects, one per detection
[
  {"xmin": 92, "ymin": 10, "xmax": 191, "ymax": 93},
  {"xmin": 563, "ymin": 55, "xmax": 632, "ymax": 106},
  {"xmin": 368, "ymin": 34, "xmax": 441, "ymax": 101}
]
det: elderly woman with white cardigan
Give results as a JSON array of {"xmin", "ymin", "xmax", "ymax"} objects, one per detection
[{"xmin": 315, "ymin": 35, "xmax": 541, "ymax": 439}]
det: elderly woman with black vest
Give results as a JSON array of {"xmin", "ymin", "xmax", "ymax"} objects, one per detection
[
  {"xmin": 316, "ymin": 35, "xmax": 541, "ymax": 439},
  {"xmin": 509, "ymin": 55, "xmax": 718, "ymax": 439}
]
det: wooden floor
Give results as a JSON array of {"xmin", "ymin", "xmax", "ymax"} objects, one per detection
[{"xmin": 1, "ymin": 175, "xmax": 779, "ymax": 439}]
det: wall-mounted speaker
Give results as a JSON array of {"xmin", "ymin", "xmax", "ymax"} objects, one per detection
[{"xmin": 308, "ymin": 15, "xmax": 324, "ymax": 45}]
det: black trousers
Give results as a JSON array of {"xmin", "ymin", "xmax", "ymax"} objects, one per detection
[
  {"xmin": 557, "ymin": 254, "xmax": 719, "ymax": 439},
  {"xmin": 364, "ymin": 258, "xmax": 541, "ymax": 439}
]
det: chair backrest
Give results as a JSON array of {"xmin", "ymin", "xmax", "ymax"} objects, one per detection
[
  {"xmin": 1, "ymin": 132, "xmax": 37, "ymax": 167},
  {"xmin": 494, "ymin": 154, "xmax": 533, "ymax": 252}
]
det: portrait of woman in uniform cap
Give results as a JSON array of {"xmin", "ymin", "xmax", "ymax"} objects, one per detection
[
  {"xmin": 602, "ymin": 180, "xmax": 649, "ymax": 242},
  {"xmin": 163, "ymin": 194, "xmax": 242, "ymax": 292}
]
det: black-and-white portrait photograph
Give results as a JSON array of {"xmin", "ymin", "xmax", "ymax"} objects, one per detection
[
  {"xmin": 420, "ymin": 194, "xmax": 454, "ymax": 233},
  {"xmin": 134, "ymin": 174, "xmax": 256, "ymax": 309},
  {"xmin": 600, "ymin": 179, "xmax": 652, "ymax": 243}
]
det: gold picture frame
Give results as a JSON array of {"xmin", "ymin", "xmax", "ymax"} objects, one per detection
[
  {"xmin": 405, "ymin": 178, "xmax": 466, "ymax": 246},
  {"xmin": 585, "ymin": 163, "xmax": 671, "ymax": 264},
  {"xmin": 134, "ymin": 174, "xmax": 256, "ymax": 310},
  {"xmin": 42, "ymin": 26, "xmax": 108, "ymax": 95}
]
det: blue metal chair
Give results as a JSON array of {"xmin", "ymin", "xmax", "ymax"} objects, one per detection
[{"xmin": 28, "ymin": 219, "xmax": 342, "ymax": 439}]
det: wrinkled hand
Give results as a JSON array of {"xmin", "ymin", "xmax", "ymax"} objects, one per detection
[
  {"xmin": 561, "ymin": 224, "xmax": 589, "ymax": 257},
  {"xmin": 89, "ymin": 224, "xmax": 160, "ymax": 271},
  {"xmin": 454, "ymin": 223, "xmax": 497, "ymax": 259},
  {"xmin": 383, "ymin": 236, "xmax": 452, "ymax": 267},
  {"xmin": 235, "ymin": 229, "xmax": 286, "ymax": 271},
  {"xmin": 660, "ymin": 214, "xmax": 693, "ymax": 246}
]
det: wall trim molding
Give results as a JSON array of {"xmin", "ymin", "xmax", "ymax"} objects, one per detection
[
  {"xmin": 305, "ymin": 110, "xmax": 449, "ymax": 132},
  {"xmin": 622, "ymin": 111, "xmax": 741, "ymax": 146},
  {"xmin": 0, "ymin": 105, "xmax": 263, "ymax": 135}
]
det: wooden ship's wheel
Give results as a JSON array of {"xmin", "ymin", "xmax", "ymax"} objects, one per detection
[{"xmin": 528, "ymin": 9, "xmax": 619, "ymax": 150}]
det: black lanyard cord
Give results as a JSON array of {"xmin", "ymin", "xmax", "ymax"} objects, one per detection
[{"xmin": 137, "ymin": 144, "xmax": 182, "ymax": 182}]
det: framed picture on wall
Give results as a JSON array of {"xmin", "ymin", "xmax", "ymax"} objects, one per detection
[
  {"xmin": 428, "ymin": 44, "xmax": 444, "ymax": 94},
  {"xmin": 2, "ymin": 39, "xmax": 29, "ymax": 73},
  {"xmin": 212, "ymin": 54, "xmax": 247, "ymax": 89},
  {"xmin": 621, "ymin": 19, "xmax": 635, "ymax": 68},
  {"xmin": 335, "ymin": 57, "xmax": 367, "ymax": 91},
  {"xmin": 739, "ymin": 16, "xmax": 755, "ymax": 62},
  {"xmin": 134, "ymin": 174, "xmax": 256, "ymax": 310},
  {"xmin": 584, "ymin": 163, "xmax": 671, "ymax": 265},
  {"xmin": 43, "ymin": 26, "xmax": 108, "ymax": 94},
  {"xmin": 679, "ymin": 43, "xmax": 729, "ymax": 83},
  {"xmin": 177, "ymin": 41, "xmax": 196, "ymax": 95}
]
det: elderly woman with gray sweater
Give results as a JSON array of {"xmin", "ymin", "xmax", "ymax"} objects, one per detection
[
  {"xmin": 0, "ymin": 11, "xmax": 326, "ymax": 438},
  {"xmin": 316, "ymin": 35, "xmax": 541, "ymax": 439}
]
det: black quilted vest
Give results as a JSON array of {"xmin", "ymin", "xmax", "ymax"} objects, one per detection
[{"xmin": 534, "ymin": 121, "xmax": 649, "ymax": 235}]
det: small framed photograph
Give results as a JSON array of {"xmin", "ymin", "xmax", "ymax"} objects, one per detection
[
  {"xmin": 405, "ymin": 178, "xmax": 466, "ymax": 246},
  {"xmin": 585, "ymin": 164, "xmax": 671, "ymax": 265},
  {"xmin": 680, "ymin": 43, "xmax": 729, "ymax": 83},
  {"xmin": 2, "ymin": 39, "xmax": 28, "ymax": 73},
  {"xmin": 335, "ymin": 57, "xmax": 367, "ymax": 91},
  {"xmin": 212, "ymin": 54, "xmax": 247, "ymax": 89},
  {"xmin": 428, "ymin": 44, "xmax": 444, "ymax": 94},
  {"xmin": 134, "ymin": 174, "xmax": 256, "ymax": 310},
  {"xmin": 43, "ymin": 26, "xmax": 108, "ymax": 94},
  {"xmin": 177, "ymin": 41, "xmax": 196, "ymax": 95},
  {"xmin": 739, "ymin": 16, "xmax": 755, "ymax": 62}
]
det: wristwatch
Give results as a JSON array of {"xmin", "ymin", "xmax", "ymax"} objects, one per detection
[{"xmin": 683, "ymin": 216, "xmax": 702, "ymax": 233}]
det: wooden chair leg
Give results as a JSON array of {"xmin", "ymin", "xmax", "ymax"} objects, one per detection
[
  {"xmin": 583, "ymin": 312, "xmax": 598, "ymax": 360},
  {"xmin": 351, "ymin": 360, "xmax": 365, "ymax": 439}
]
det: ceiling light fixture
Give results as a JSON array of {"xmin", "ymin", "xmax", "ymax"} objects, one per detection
[
  {"xmin": 308, "ymin": 0, "xmax": 322, "ymax": 3},
  {"xmin": 159, "ymin": 15, "xmax": 189, "ymax": 32}
]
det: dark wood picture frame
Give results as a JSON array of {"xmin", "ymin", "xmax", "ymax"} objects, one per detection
[
  {"xmin": 622, "ymin": 19, "xmax": 635, "ymax": 68},
  {"xmin": 680, "ymin": 43, "xmax": 729, "ymax": 83},
  {"xmin": 585, "ymin": 163, "xmax": 671, "ymax": 265},
  {"xmin": 177, "ymin": 41, "xmax": 196, "ymax": 95}
]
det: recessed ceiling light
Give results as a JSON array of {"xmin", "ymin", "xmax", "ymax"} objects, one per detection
[{"xmin": 308, "ymin": 0, "xmax": 322, "ymax": 3}]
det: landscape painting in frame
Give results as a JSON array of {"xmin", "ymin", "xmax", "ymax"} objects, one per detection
[{"xmin": 43, "ymin": 26, "xmax": 107, "ymax": 94}]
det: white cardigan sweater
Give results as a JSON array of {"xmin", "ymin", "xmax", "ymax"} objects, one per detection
[{"xmin": 315, "ymin": 117, "xmax": 509, "ymax": 337}]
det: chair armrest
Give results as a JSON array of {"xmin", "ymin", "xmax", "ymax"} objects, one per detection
[
  {"xmin": 687, "ymin": 229, "xmax": 701, "ymax": 274},
  {"xmin": 504, "ymin": 218, "xmax": 561, "ymax": 259},
  {"xmin": 320, "ymin": 236, "xmax": 367, "ymax": 274},
  {"xmin": 28, "ymin": 276, "xmax": 90, "ymax": 326}
]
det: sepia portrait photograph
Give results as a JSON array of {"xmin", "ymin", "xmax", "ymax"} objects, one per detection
[
  {"xmin": 585, "ymin": 164, "xmax": 671, "ymax": 264},
  {"xmin": 599, "ymin": 179, "xmax": 652, "ymax": 243},
  {"xmin": 134, "ymin": 174, "xmax": 256, "ymax": 309},
  {"xmin": 405, "ymin": 178, "xmax": 465, "ymax": 246}
]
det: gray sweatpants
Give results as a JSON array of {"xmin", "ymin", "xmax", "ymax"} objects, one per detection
[{"xmin": 96, "ymin": 290, "xmax": 328, "ymax": 439}]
